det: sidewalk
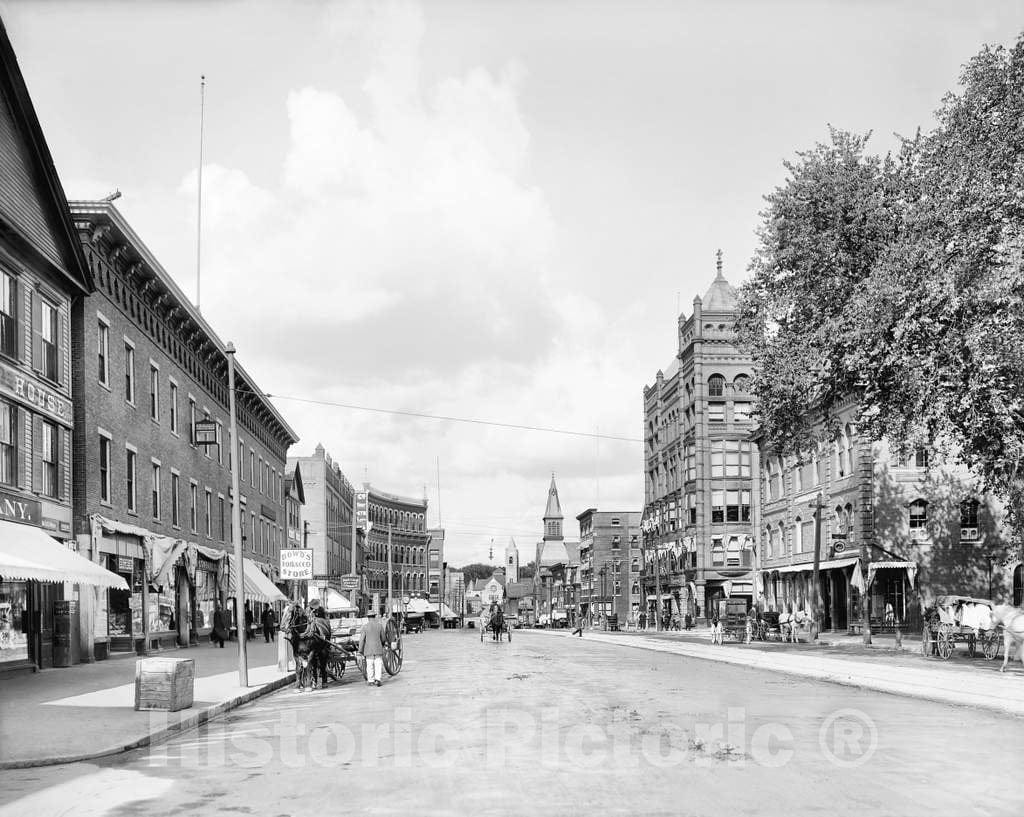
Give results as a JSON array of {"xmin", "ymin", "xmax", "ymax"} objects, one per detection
[
  {"xmin": 0, "ymin": 639, "xmax": 294, "ymax": 768},
  {"xmin": 529, "ymin": 628, "xmax": 1024, "ymax": 717}
]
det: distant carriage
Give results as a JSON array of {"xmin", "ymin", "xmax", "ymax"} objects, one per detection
[{"xmin": 481, "ymin": 609, "xmax": 511, "ymax": 643}]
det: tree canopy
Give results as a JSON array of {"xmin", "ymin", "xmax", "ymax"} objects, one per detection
[{"xmin": 737, "ymin": 35, "xmax": 1024, "ymax": 535}]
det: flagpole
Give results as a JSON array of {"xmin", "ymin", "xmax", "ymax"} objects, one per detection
[{"xmin": 195, "ymin": 74, "xmax": 206, "ymax": 312}]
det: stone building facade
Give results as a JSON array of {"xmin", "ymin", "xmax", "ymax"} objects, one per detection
[{"xmin": 642, "ymin": 253, "xmax": 756, "ymax": 625}]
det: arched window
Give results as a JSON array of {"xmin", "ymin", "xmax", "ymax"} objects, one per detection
[
  {"xmin": 909, "ymin": 499, "xmax": 928, "ymax": 530},
  {"xmin": 766, "ymin": 528, "xmax": 774, "ymax": 558},
  {"xmin": 835, "ymin": 430, "xmax": 848, "ymax": 478},
  {"xmin": 734, "ymin": 374, "xmax": 750, "ymax": 393},
  {"xmin": 834, "ymin": 506, "xmax": 846, "ymax": 535},
  {"xmin": 844, "ymin": 503, "xmax": 855, "ymax": 540},
  {"xmin": 793, "ymin": 517, "xmax": 803, "ymax": 553},
  {"xmin": 845, "ymin": 424, "xmax": 856, "ymax": 477},
  {"xmin": 708, "ymin": 374, "xmax": 725, "ymax": 397}
]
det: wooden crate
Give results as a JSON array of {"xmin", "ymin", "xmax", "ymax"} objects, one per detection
[{"xmin": 134, "ymin": 657, "xmax": 196, "ymax": 712}]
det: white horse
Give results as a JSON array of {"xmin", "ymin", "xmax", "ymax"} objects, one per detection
[{"xmin": 991, "ymin": 605, "xmax": 1024, "ymax": 672}]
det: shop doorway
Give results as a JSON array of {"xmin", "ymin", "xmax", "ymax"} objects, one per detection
[{"xmin": 832, "ymin": 572, "xmax": 848, "ymax": 631}]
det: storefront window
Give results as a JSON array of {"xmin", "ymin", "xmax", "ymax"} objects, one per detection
[
  {"xmin": 196, "ymin": 566, "xmax": 218, "ymax": 630},
  {"xmin": 148, "ymin": 587, "xmax": 174, "ymax": 633},
  {"xmin": 0, "ymin": 581, "xmax": 28, "ymax": 663}
]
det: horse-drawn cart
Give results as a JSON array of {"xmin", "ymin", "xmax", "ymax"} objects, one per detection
[
  {"xmin": 480, "ymin": 609, "xmax": 511, "ymax": 642},
  {"xmin": 294, "ymin": 616, "xmax": 404, "ymax": 687},
  {"xmin": 921, "ymin": 595, "xmax": 1001, "ymax": 661}
]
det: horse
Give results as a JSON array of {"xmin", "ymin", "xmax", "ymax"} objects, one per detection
[
  {"xmin": 485, "ymin": 609, "xmax": 509, "ymax": 642},
  {"xmin": 287, "ymin": 610, "xmax": 331, "ymax": 689},
  {"xmin": 991, "ymin": 604, "xmax": 1024, "ymax": 672}
]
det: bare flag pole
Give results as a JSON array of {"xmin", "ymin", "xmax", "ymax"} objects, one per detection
[
  {"xmin": 436, "ymin": 455, "xmax": 442, "ymax": 527},
  {"xmin": 196, "ymin": 74, "xmax": 206, "ymax": 311}
]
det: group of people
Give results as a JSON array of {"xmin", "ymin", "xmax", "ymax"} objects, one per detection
[{"xmin": 207, "ymin": 601, "xmax": 282, "ymax": 648}]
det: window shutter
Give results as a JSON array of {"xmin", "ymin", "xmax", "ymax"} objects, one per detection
[
  {"xmin": 31, "ymin": 414, "xmax": 43, "ymax": 493},
  {"xmin": 15, "ymin": 406, "xmax": 25, "ymax": 488},
  {"xmin": 13, "ymin": 277, "xmax": 23, "ymax": 362},
  {"xmin": 58, "ymin": 427, "xmax": 68, "ymax": 500},
  {"xmin": 30, "ymin": 289, "xmax": 41, "ymax": 372},
  {"xmin": 57, "ymin": 311, "xmax": 66, "ymax": 384}
]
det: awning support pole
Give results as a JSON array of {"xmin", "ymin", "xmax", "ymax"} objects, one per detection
[{"xmin": 226, "ymin": 343, "xmax": 248, "ymax": 687}]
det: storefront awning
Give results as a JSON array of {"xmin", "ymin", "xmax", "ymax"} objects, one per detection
[
  {"xmin": 0, "ymin": 520, "xmax": 128, "ymax": 589},
  {"xmin": 868, "ymin": 560, "xmax": 917, "ymax": 589},
  {"xmin": 226, "ymin": 556, "xmax": 287, "ymax": 602},
  {"xmin": 308, "ymin": 586, "xmax": 355, "ymax": 612},
  {"xmin": 762, "ymin": 556, "xmax": 861, "ymax": 575}
]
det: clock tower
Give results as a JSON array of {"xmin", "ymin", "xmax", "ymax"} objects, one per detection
[{"xmin": 505, "ymin": 538, "xmax": 520, "ymax": 583}]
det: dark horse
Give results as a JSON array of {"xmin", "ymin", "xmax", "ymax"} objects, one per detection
[
  {"xmin": 484, "ymin": 609, "xmax": 510, "ymax": 642},
  {"xmin": 287, "ymin": 609, "xmax": 330, "ymax": 688}
]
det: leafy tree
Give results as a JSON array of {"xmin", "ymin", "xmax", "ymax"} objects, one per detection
[
  {"xmin": 459, "ymin": 563, "xmax": 494, "ymax": 584},
  {"xmin": 518, "ymin": 560, "xmax": 536, "ymax": 580}
]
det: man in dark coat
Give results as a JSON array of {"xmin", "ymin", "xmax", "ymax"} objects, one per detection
[
  {"xmin": 261, "ymin": 606, "xmax": 277, "ymax": 643},
  {"xmin": 211, "ymin": 601, "xmax": 228, "ymax": 648}
]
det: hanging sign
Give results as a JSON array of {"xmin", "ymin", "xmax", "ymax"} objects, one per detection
[
  {"xmin": 279, "ymin": 548, "xmax": 314, "ymax": 580},
  {"xmin": 193, "ymin": 420, "xmax": 218, "ymax": 446}
]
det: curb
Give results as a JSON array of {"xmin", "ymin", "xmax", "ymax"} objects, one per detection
[
  {"xmin": 523, "ymin": 629, "xmax": 1024, "ymax": 717},
  {"xmin": 0, "ymin": 672, "xmax": 295, "ymax": 770}
]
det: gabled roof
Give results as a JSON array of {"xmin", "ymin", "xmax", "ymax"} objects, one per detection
[
  {"xmin": 488, "ymin": 570, "xmax": 506, "ymax": 587},
  {"xmin": 544, "ymin": 473, "xmax": 562, "ymax": 519},
  {"xmin": 284, "ymin": 460, "xmax": 306, "ymax": 505},
  {"xmin": 0, "ymin": 21, "xmax": 92, "ymax": 295}
]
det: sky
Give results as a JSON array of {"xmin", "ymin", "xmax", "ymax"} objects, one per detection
[{"xmin": 2, "ymin": 0, "xmax": 1021, "ymax": 567}]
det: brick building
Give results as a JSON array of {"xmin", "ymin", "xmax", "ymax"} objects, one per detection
[
  {"xmin": 361, "ymin": 485, "xmax": 428, "ymax": 612},
  {"xmin": 289, "ymin": 446, "xmax": 356, "ymax": 600},
  {"xmin": 577, "ymin": 509, "xmax": 640, "ymax": 625},
  {"xmin": 642, "ymin": 252, "xmax": 756, "ymax": 626},
  {"xmin": 69, "ymin": 201, "xmax": 297, "ymax": 659},
  {"xmin": 756, "ymin": 395, "xmax": 1017, "ymax": 633},
  {"xmin": 0, "ymin": 23, "xmax": 125, "ymax": 673}
]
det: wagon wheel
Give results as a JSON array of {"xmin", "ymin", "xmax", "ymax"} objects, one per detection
[
  {"xmin": 382, "ymin": 618, "xmax": 403, "ymax": 676},
  {"xmin": 967, "ymin": 633, "xmax": 977, "ymax": 659},
  {"xmin": 326, "ymin": 649, "xmax": 346, "ymax": 682},
  {"xmin": 983, "ymin": 629, "xmax": 1001, "ymax": 661},
  {"xmin": 937, "ymin": 625, "xmax": 954, "ymax": 660}
]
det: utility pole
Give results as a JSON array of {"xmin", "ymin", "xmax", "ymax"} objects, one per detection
[
  {"xmin": 387, "ymin": 524, "xmax": 393, "ymax": 622},
  {"xmin": 349, "ymin": 489, "xmax": 357, "ymax": 610},
  {"xmin": 655, "ymin": 531, "xmax": 662, "ymax": 632},
  {"xmin": 811, "ymin": 492, "xmax": 823, "ymax": 640},
  {"xmin": 226, "ymin": 343, "xmax": 247, "ymax": 687}
]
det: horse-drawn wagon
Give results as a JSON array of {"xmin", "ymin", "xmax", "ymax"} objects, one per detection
[
  {"xmin": 921, "ymin": 595, "xmax": 1001, "ymax": 661},
  {"xmin": 289, "ymin": 613, "xmax": 404, "ymax": 687},
  {"xmin": 480, "ymin": 608, "xmax": 511, "ymax": 642}
]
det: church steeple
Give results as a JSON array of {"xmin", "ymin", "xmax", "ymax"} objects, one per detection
[
  {"xmin": 505, "ymin": 537, "xmax": 520, "ymax": 583},
  {"xmin": 543, "ymin": 473, "xmax": 563, "ymax": 541}
]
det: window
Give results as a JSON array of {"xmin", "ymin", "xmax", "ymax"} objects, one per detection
[
  {"xmin": 733, "ymin": 374, "xmax": 750, "ymax": 393},
  {"xmin": 909, "ymin": 499, "xmax": 928, "ymax": 530},
  {"xmin": 205, "ymin": 489, "xmax": 212, "ymax": 537},
  {"xmin": 250, "ymin": 450, "xmax": 255, "ymax": 485},
  {"xmin": 687, "ymin": 493, "xmax": 697, "ymax": 525},
  {"xmin": 250, "ymin": 512, "xmax": 257, "ymax": 551},
  {"xmin": 708, "ymin": 403, "xmax": 725, "ymax": 423},
  {"xmin": 97, "ymin": 318, "xmax": 109, "ymax": 385},
  {"xmin": 39, "ymin": 299, "xmax": 58, "ymax": 381},
  {"xmin": 960, "ymin": 499, "xmax": 980, "ymax": 540},
  {"xmin": 799, "ymin": 458, "xmax": 814, "ymax": 490},
  {"xmin": 203, "ymin": 412, "xmax": 211, "ymax": 458},
  {"xmin": 149, "ymin": 461, "xmax": 160, "ymax": 519},
  {"xmin": 801, "ymin": 518, "xmax": 814, "ymax": 552},
  {"xmin": 724, "ymin": 490, "xmax": 751, "ymax": 523},
  {"xmin": 171, "ymin": 473, "xmax": 180, "ymax": 527},
  {"xmin": 733, "ymin": 402, "xmax": 751, "ymax": 423},
  {"xmin": 259, "ymin": 457, "xmax": 264, "ymax": 493},
  {"xmin": 98, "ymin": 434, "xmax": 110, "ymax": 503},
  {"xmin": 190, "ymin": 482, "xmax": 198, "ymax": 532},
  {"xmin": 149, "ymin": 365, "xmax": 159, "ymax": 421},
  {"xmin": 126, "ymin": 448, "xmax": 137, "ymax": 512},
  {"xmin": 775, "ymin": 457, "xmax": 786, "ymax": 498},
  {"xmin": 219, "ymin": 497, "xmax": 226, "ymax": 541},
  {"xmin": 708, "ymin": 374, "xmax": 725, "ymax": 397},
  {"xmin": 0, "ymin": 272, "xmax": 17, "ymax": 358},
  {"xmin": 39, "ymin": 420, "xmax": 58, "ymax": 498},
  {"xmin": 238, "ymin": 441, "xmax": 244, "ymax": 477},
  {"xmin": 684, "ymin": 443, "xmax": 696, "ymax": 482},
  {"xmin": 168, "ymin": 382, "xmax": 178, "ymax": 434},
  {"xmin": 216, "ymin": 422, "xmax": 223, "ymax": 465},
  {"xmin": 793, "ymin": 518, "xmax": 803, "ymax": 553},
  {"xmin": 0, "ymin": 401, "xmax": 15, "ymax": 486},
  {"xmin": 610, "ymin": 517, "xmax": 621, "ymax": 526},
  {"xmin": 124, "ymin": 342, "xmax": 135, "ymax": 403},
  {"xmin": 835, "ymin": 433, "xmax": 847, "ymax": 478},
  {"xmin": 726, "ymin": 537, "xmax": 741, "ymax": 566},
  {"xmin": 711, "ymin": 490, "xmax": 724, "ymax": 524},
  {"xmin": 189, "ymin": 398, "xmax": 197, "ymax": 445},
  {"xmin": 914, "ymin": 448, "xmax": 929, "ymax": 468},
  {"xmin": 711, "ymin": 538, "xmax": 725, "ymax": 566}
]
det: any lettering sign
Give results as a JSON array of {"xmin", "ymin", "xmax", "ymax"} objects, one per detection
[{"xmin": 279, "ymin": 548, "xmax": 314, "ymax": 580}]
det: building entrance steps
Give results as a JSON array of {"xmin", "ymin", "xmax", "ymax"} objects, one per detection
[
  {"xmin": 524, "ymin": 628, "xmax": 1024, "ymax": 717},
  {"xmin": 0, "ymin": 639, "xmax": 294, "ymax": 768}
]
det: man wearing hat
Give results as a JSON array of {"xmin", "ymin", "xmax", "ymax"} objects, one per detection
[
  {"xmin": 302, "ymin": 599, "xmax": 332, "ymax": 689},
  {"xmin": 359, "ymin": 606, "xmax": 388, "ymax": 687}
]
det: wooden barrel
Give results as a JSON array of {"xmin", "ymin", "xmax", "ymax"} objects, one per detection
[{"xmin": 134, "ymin": 657, "xmax": 195, "ymax": 712}]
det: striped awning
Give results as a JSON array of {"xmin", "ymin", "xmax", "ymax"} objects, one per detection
[
  {"xmin": 0, "ymin": 520, "xmax": 128, "ymax": 589},
  {"xmin": 226, "ymin": 556, "xmax": 287, "ymax": 602}
]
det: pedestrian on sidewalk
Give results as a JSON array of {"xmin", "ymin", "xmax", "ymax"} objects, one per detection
[
  {"xmin": 244, "ymin": 603, "xmax": 255, "ymax": 640},
  {"xmin": 359, "ymin": 607, "xmax": 387, "ymax": 687},
  {"xmin": 571, "ymin": 618, "xmax": 583, "ymax": 637},
  {"xmin": 262, "ymin": 606, "xmax": 277, "ymax": 643},
  {"xmin": 211, "ymin": 601, "xmax": 229, "ymax": 648}
]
